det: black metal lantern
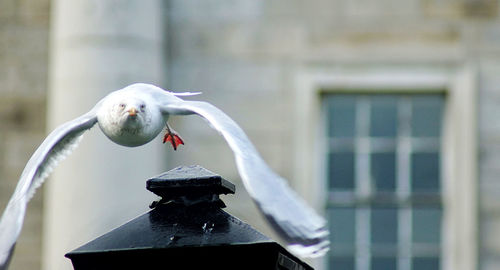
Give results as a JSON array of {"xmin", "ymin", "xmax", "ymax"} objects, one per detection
[{"xmin": 65, "ymin": 165, "xmax": 313, "ymax": 270}]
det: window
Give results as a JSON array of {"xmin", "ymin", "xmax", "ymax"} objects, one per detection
[
  {"xmin": 294, "ymin": 67, "xmax": 477, "ymax": 270},
  {"xmin": 325, "ymin": 94, "xmax": 444, "ymax": 270}
]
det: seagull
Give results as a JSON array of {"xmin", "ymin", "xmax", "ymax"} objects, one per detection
[{"xmin": 0, "ymin": 83, "xmax": 329, "ymax": 268}]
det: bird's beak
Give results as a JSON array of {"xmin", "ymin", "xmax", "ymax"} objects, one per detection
[{"xmin": 128, "ymin": 108, "xmax": 137, "ymax": 116}]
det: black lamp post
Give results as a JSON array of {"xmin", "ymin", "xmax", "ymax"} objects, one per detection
[{"xmin": 65, "ymin": 165, "xmax": 314, "ymax": 270}]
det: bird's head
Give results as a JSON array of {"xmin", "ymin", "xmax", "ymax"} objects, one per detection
[{"xmin": 116, "ymin": 99, "xmax": 148, "ymax": 127}]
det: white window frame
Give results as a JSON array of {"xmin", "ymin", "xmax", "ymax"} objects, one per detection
[{"xmin": 292, "ymin": 65, "xmax": 477, "ymax": 270}]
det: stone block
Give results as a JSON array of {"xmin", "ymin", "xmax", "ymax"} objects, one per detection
[
  {"xmin": 0, "ymin": 0, "xmax": 16, "ymax": 21},
  {"xmin": 0, "ymin": 24, "xmax": 49, "ymax": 97},
  {"xmin": 479, "ymin": 63, "xmax": 500, "ymax": 140},
  {"xmin": 53, "ymin": 0, "xmax": 164, "ymax": 42},
  {"xmin": 423, "ymin": 0, "xmax": 498, "ymax": 19},
  {"xmin": 169, "ymin": 21, "xmax": 305, "ymax": 59},
  {"xmin": 17, "ymin": 0, "xmax": 50, "ymax": 26},
  {"xmin": 481, "ymin": 214, "xmax": 500, "ymax": 255},
  {"xmin": 341, "ymin": 0, "xmax": 420, "ymax": 21},
  {"xmin": 4, "ymin": 132, "xmax": 44, "ymax": 172},
  {"xmin": 169, "ymin": 0, "xmax": 263, "ymax": 23},
  {"xmin": 480, "ymin": 171, "xmax": 500, "ymax": 213},
  {"xmin": 0, "ymin": 97, "xmax": 46, "ymax": 132},
  {"xmin": 168, "ymin": 59, "xmax": 282, "ymax": 94},
  {"xmin": 262, "ymin": 0, "xmax": 303, "ymax": 18},
  {"xmin": 482, "ymin": 257, "xmax": 500, "ymax": 270}
]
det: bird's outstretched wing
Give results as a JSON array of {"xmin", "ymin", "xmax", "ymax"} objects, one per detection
[
  {"xmin": 160, "ymin": 100, "xmax": 329, "ymax": 257},
  {"xmin": 0, "ymin": 107, "xmax": 99, "ymax": 269}
]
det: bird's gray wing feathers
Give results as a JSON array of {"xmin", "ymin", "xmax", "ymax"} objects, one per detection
[
  {"xmin": 161, "ymin": 100, "xmax": 329, "ymax": 257},
  {"xmin": 0, "ymin": 109, "xmax": 99, "ymax": 268}
]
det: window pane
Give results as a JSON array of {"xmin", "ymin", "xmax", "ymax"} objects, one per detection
[
  {"xmin": 328, "ymin": 207, "xmax": 355, "ymax": 245},
  {"xmin": 413, "ymin": 208, "xmax": 441, "ymax": 244},
  {"xmin": 370, "ymin": 96, "xmax": 397, "ymax": 137},
  {"xmin": 329, "ymin": 257, "xmax": 355, "ymax": 270},
  {"xmin": 412, "ymin": 257, "xmax": 440, "ymax": 270},
  {"xmin": 329, "ymin": 152, "xmax": 355, "ymax": 190},
  {"xmin": 411, "ymin": 152, "xmax": 440, "ymax": 192},
  {"xmin": 324, "ymin": 94, "xmax": 443, "ymax": 270},
  {"xmin": 371, "ymin": 257, "xmax": 396, "ymax": 270},
  {"xmin": 411, "ymin": 96, "xmax": 443, "ymax": 137},
  {"xmin": 371, "ymin": 152, "xmax": 396, "ymax": 192},
  {"xmin": 371, "ymin": 208, "xmax": 398, "ymax": 244},
  {"xmin": 327, "ymin": 96, "xmax": 356, "ymax": 138}
]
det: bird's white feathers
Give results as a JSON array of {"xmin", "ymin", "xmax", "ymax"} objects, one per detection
[
  {"xmin": 0, "ymin": 83, "xmax": 328, "ymax": 269},
  {"xmin": 28, "ymin": 133, "xmax": 84, "ymax": 201}
]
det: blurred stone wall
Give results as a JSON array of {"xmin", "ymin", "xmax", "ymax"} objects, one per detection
[
  {"xmin": 3, "ymin": 0, "xmax": 500, "ymax": 269},
  {"xmin": 0, "ymin": 0, "xmax": 50, "ymax": 269},
  {"xmin": 164, "ymin": 1, "xmax": 500, "ymax": 270}
]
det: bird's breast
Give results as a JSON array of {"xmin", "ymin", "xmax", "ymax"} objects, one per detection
[{"xmin": 97, "ymin": 114, "xmax": 166, "ymax": 147}]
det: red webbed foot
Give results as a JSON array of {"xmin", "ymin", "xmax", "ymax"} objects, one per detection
[
  {"xmin": 162, "ymin": 124, "xmax": 184, "ymax": 150},
  {"xmin": 163, "ymin": 133, "xmax": 184, "ymax": 150}
]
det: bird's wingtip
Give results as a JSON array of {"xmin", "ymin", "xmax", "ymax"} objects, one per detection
[
  {"xmin": 287, "ymin": 239, "xmax": 330, "ymax": 258},
  {"xmin": 0, "ymin": 243, "xmax": 16, "ymax": 270},
  {"xmin": 171, "ymin": 91, "xmax": 202, "ymax": 96}
]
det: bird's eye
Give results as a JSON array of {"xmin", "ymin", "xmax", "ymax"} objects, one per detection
[
  {"xmin": 119, "ymin": 103, "xmax": 126, "ymax": 108},
  {"xmin": 140, "ymin": 104, "xmax": 146, "ymax": 111}
]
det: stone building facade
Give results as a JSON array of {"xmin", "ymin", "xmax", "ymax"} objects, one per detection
[
  {"xmin": 0, "ymin": 0, "xmax": 50, "ymax": 269},
  {"xmin": 1, "ymin": 1, "xmax": 500, "ymax": 269}
]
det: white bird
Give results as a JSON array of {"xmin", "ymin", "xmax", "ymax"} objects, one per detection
[{"xmin": 0, "ymin": 83, "xmax": 329, "ymax": 268}]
